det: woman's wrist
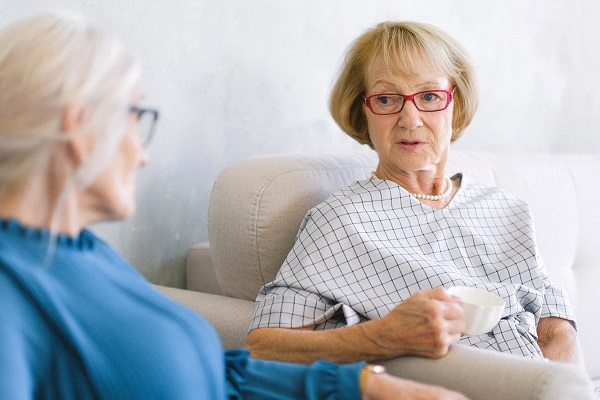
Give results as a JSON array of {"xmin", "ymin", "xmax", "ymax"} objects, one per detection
[{"xmin": 360, "ymin": 364, "xmax": 387, "ymax": 397}]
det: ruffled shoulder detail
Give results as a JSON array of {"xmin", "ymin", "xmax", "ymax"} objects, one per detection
[
  {"xmin": 223, "ymin": 348, "xmax": 364, "ymax": 400},
  {"xmin": 0, "ymin": 217, "xmax": 95, "ymax": 251},
  {"xmin": 224, "ymin": 349, "xmax": 251, "ymax": 400}
]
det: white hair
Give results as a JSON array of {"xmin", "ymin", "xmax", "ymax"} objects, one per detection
[{"xmin": 0, "ymin": 12, "xmax": 141, "ymax": 228}]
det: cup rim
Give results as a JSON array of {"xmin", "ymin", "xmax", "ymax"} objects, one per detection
[{"xmin": 447, "ymin": 286, "xmax": 505, "ymax": 309}]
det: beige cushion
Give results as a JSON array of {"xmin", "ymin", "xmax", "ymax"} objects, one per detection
[{"xmin": 208, "ymin": 152, "xmax": 377, "ymax": 300}]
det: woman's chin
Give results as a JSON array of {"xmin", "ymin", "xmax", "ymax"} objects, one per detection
[
  {"xmin": 117, "ymin": 203, "xmax": 136, "ymax": 220},
  {"xmin": 101, "ymin": 202, "xmax": 136, "ymax": 223}
]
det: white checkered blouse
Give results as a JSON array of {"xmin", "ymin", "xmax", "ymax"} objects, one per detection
[{"xmin": 250, "ymin": 175, "xmax": 575, "ymax": 358}]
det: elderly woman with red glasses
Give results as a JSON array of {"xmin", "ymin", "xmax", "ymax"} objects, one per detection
[{"xmin": 246, "ymin": 21, "xmax": 583, "ymax": 369}]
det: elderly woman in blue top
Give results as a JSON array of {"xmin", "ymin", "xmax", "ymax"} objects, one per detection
[
  {"xmin": 0, "ymin": 13, "xmax": 468, "ymax": 400},
  {"xmin": 246, "ymin": 21, "xmax": 583, "ymax": 367}
]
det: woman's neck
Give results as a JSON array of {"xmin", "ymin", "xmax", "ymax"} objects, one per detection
[
  {"xmin": 373, "ymin": 163, "xmax": 457, "ymax": 209},
  {"xmin": 0, "ymin": 175, "xmax": 82, "ymax": 236},
  {"xmin": 374, "ymin": 167, "xmax": 447, "ymax": 194}
]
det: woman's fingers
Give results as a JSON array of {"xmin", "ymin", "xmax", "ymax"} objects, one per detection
[{"xmin": 376, "ymin": 288, "xmax": 466, "ymax": 358}]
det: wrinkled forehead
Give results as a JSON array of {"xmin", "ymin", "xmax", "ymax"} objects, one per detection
[{"xmin": 364, "ymin": 40, "xmax": 454, "ymax": 87}]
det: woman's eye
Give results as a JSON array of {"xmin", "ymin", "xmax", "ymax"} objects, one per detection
[
  {"xmin": 376, "ymin": 96, "xmax": 391, "ymax": 105},
  {"xmin": 376, "ymin": 96, "xmax": 401, "ymax": 106},
  {"xmin": 420, "ymin": 92, "xmax": 439, "ymax": 102}
]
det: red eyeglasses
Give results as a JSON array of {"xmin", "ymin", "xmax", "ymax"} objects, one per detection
[{"xmin": 363, "ymin": 89, "xmax": 454, "ymax": 115}]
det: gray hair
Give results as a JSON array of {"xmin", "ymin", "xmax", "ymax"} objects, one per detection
[{"xmin": 0, "ymin": 12, "xmax": 141, "ymax": 226}]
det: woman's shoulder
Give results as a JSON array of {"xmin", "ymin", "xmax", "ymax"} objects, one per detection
[
  {"xmin": 302, "ymin": 179, "xmax": 408, "ymax": 226},
  {"xmin": 333, "ymin": 179, "xmax": 404, "ymax": 201},
  {"xmin": 310, "ymin": 179, "xmax": 393, "ymax": 209},
  {"xmin": 457, "ymin": 173, "xmax": 529, "ymax": 208}
]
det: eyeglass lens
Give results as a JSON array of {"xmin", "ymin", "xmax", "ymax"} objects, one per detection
[{"xmin": 137, "ymin": 110, "xmax": 157, "ymax": 146}]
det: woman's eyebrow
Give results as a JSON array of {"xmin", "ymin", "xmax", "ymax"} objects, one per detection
[{"xmin": 369, "ymin": 79, "xmax": 446, "ymax": 93}]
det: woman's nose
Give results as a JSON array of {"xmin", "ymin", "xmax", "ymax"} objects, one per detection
[
  {"xmin": 138, "ymin": 143, "xmax": 149, "ymax": 168},
  {"xmin": 396, "ymin": 99, "xmax": 423, "ymax": 130}
]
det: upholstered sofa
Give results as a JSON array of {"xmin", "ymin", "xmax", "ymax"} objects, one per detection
[{"xmin": 158, "ymin": 150, "xmax": 599, "ymax": 399}]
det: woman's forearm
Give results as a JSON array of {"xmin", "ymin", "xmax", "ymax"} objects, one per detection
[
  {"xmin": 245, "ymin": 288, "xmax": 465, "ymax": 364},
  {"xmin": 244, "ymin": 323, "xmax": 391, "ymax": 364},
  {"xmin": 226, "ymin": 350, "xmax": 364, "ymax": 400}
]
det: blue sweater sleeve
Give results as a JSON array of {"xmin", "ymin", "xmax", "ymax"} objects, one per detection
[{"xmin": 225, "ymin": 349, "xmax": 364, "ymax": 400}]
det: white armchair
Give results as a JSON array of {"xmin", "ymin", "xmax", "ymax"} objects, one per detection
[{"xmin": 160, "ymin": 150, "xmax": 600, "ymax": 399}]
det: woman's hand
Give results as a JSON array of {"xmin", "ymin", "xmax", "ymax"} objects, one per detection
[
  {"xmin": 363, "ymin": 287, "xmax": 466, "ymax": 359},
  {"xmin": 363, "ymin": 372, "xmax": 469, "ymax": 400}
]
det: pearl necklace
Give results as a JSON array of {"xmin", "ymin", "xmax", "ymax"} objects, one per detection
[{"xmin": 370, "ymin": 172, "xmax": 453, "ymax": 201}]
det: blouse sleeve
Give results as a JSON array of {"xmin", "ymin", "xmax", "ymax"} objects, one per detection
[
  {"xmin": 536, "ymin": 254, "xmax": 577, "ymax": 328},
  {"xmin": 250, "ymin": 208, "xmax": 364, "ymax": 331},
  {"xmin": 224, "ymin": 349, "xmax": 364, "ymax": 400}
]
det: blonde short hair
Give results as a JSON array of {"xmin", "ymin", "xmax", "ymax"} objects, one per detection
[
  {"xmin": 0, "ymin": 12, "xmax": 140, "ymax": 197},
  {"xmin": 329, "ymin": 21, "xmax": 478, "ymax": 147}
]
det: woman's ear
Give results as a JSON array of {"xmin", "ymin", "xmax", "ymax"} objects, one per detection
[
  {"xmin": 62, "ymin": 102, "xmax": 86, "ymax": 133},
  {"xmin": 61, "ymin": 103, "xmax": 90, "ymax": 166}
]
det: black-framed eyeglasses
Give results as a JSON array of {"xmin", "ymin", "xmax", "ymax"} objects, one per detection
[
  {"xmin": 129, "ymin": 106, "xmax": 159, "ymax": 147},
  {"xmin": 363, "ymin": 89, "xmax": 454, "ymax": 115}
]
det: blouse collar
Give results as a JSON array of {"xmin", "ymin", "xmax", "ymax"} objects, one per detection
[{"xmin": 0, "ymin": 217, "xmax": 95, "ymax": 251}]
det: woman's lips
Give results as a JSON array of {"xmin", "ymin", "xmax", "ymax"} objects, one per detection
[{"xmin": 396, "ymin": 140, "xmax": 425, "ymax": 152}]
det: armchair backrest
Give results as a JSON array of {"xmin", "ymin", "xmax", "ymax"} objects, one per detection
[{"xmin": 208, "ymin": 152, "xmax": 378, "ymax": 301}]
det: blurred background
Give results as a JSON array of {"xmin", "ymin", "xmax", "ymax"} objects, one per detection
[{"xmin": 2, "ymin": 0, "xmax": 599, "ymax": 288}]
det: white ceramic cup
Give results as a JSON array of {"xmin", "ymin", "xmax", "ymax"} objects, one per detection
[{"xmin": 447, "ymin": 286, "xmax": 505, "ymax": 336}]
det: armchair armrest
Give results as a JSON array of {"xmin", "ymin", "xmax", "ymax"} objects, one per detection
[
  {"xmin": 157, "ymin": 285, "xmax": 594, "ymax": 400},
  {"xmin": 381, "ymin": 344, "xmax": 594, "ymax": 400},
  {"xmin": 155, "ymin": 285, "xmax": 253, "ymax": 349},
  {"xmin": 185, "ymin": 242, "xmax": 223, "ymax": 295}
]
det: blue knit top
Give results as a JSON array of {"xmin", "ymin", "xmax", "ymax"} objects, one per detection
[{"xmin": 0, "ymin": 218, "xmax": 362, "ymax": 399}]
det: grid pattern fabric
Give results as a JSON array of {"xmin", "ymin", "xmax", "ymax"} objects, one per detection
[{"xmin": 250, "ymin": 175, "xmax": 575, "ymax": 359}]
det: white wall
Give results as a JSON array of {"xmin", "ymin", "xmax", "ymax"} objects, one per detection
[{"xmin": 2, "ymin": 1, "xmax": 600, "ymax": 287}]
